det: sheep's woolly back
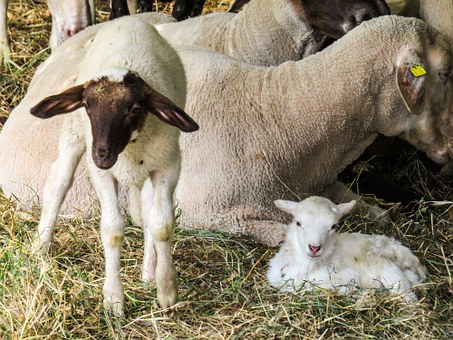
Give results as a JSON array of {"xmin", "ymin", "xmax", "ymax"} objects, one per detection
[
  {"xmin": 172, "ymin": 15, "xmax": 452, "ymax": 245},
  {"xmin": 155, "ymin": 0, "xmax": 318, "ymax": 66},
  {"xmin": 0, "ymin": 12, "xmax": 176, "ymax": 216}
]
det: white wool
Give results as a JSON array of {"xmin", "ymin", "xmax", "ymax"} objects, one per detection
[{"xmin": 267, "ymin": 196, "xmax": 427, "ymax": 301}]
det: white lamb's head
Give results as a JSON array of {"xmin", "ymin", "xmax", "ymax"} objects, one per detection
[{"xmin": 274, "ymin": 196, "xmax": 356, "ymax": 260}]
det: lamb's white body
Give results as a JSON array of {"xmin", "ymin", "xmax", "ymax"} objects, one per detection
[
  {"xmin": 267, "ymin": 197, "xmax": 427, "ymax": 301},
  {"xmin": 0, "ymin": 0, "xmax": 95, "ymax": 66},
  {"xmin": 156, "ymin": 0, "xmax": 318, "ymax": 66},
  {"xmin": 32, "ymin": 16, "xmax": 191, "ymax": 316}
]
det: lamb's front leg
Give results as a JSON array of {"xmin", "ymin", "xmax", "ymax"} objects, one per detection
[
  {"xmin": 88, "ymin": 162, "xmax": 125, "ymax": 317},
  {"xmin": 143, "ymin": 168, "xmax": 178, "ymax": 308},
  {"xmin": 33, "ymin": 127, "xmax": 85, "ymax": 254}
]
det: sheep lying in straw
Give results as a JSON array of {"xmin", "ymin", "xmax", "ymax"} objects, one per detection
[
  {"xmin": 156, "ymin": 0, "xmax": 390, "ymax": 66},
  {"xmin": 267, "ymin": 196, "xmax": 427, "ymax": 301},
  {"xmin": 0, "ymin": 16, "xmax": 452, "ymax": 248},
  {"xmin": 171, "ymin": 16, "xmax": 453, "ymax": 246}
]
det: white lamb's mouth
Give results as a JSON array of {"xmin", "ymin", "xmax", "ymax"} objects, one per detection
[{"xmin": 308, "ymin": 254, "xmax": 321, "ymax": 259}]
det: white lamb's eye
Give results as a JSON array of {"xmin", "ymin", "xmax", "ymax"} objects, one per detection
[
  {"xmin": 296, "ymin": 221, "xmax": 302, "ymax": 227},
  {"xmin": 331, "ymin": 224, "xmax": 338, "ymax": 231}
]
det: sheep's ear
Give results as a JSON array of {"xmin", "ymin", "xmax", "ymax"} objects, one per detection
[
  {"xmin": 147, "ymin": 89, "xmax": 199, "ymax": 132},
  {"xmin": 396, "ymin": 50, "xmax": 427, "ymax": 115},
  {"xmin": 274, "ymin": 199, "xmax": 299, "ymax": 215},
  {"xmin": 335, "ymin": 200, "xmax": 356, "ymax": 217},
  {"xmin": 30, "ymin": 84, "xmax": 85, "ymax": 119}
]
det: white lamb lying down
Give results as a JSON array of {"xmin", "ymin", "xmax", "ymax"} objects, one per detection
[{"xmin": 267, "ymin": 196, "xmax": 427, "ymax": 301}]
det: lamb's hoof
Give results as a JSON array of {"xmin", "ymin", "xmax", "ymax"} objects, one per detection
[
  {"xmin": 32, "ymin": 238, "xmax": 51, "ymax": 255},
  {"xmin": 142, "ymin": 270, "xmax": 155, "ymax": 282},
  {"xmin": 103, "ymin": 298, "xmax": 125, "ymax": 318},
  {"xmin": 157, "ymin": 284, "xmax": 178, "ymax": 309},
  {"xmin": 103, "ymin": 279, "xmax": 125, "ymax": 317},
  {"xmin": 156, "ymin": 267, "xmax": 178, "ymax": 308}
]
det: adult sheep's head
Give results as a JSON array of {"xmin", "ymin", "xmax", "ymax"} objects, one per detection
[
  {"xmin": 30, "ymin": 70, "xmax": 199, "ymax": 170},
  {"xmin": 290, "ymin": 0, "xmax": 390, "ymax": 41},
  {"xmin": 275, "ymin": 196, "xmax": 356, "ymax": 260},
  {"xmin": 395, "ymin": 27, "xmax": 453, "ymax": 165}
]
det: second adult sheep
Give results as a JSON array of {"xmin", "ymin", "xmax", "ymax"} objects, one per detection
[
  {"xmin": 267, "ymin": 196, "xmax": 427, "ymax": 301},
  {"xmin": 172, "ymin": 16, "xmax": 453, "ymax": 246},
  {"xmin": 156, "ymin": 0, "xmax": 390, "ymax": 66}
]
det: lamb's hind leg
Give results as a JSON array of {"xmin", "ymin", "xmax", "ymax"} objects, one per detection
[
  {"xmin": 144, "ymin": 168, "xmax": 178, "ymax": 308},
  {"xmin": 33, "ymin": 124, "xmax": 85, "ymax": 254}
]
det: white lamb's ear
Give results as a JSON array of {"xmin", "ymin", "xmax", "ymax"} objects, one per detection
[
  {"xmin": 335, "ymin": 200, "xmax": 356, "ymax": 217},
  {"xmin": 274, "ymin": 199, "xmax": 300, "ymax": 215}
]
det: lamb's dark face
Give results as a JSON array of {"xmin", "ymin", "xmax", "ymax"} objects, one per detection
[
  {"xmin": 83, "ymin": 74, "xmax": 148, "ymax": 170},
  {"xmin": 30, "ymin": 71, "xmax": 198, "ymax": 171},
  {"xmin": 291, "ymin": 0, "xmax": 390, "ymax": 40}
]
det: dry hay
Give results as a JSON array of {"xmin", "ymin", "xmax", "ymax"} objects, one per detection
[{"xmin": 0, "ymin": 0, "xmax": 452, "ymax": 338}]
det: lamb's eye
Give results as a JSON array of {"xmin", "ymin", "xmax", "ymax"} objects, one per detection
[
  {"xmin": 129, "ymin": 104, "xmax": 141, "ymax": 116},
  {"xmin": 296, "ymin": 221, "xmax": 302, "ymax": 227},
  {"xmin": 331, "ymin": 224, "xmax": 338, "ymax": 231}
]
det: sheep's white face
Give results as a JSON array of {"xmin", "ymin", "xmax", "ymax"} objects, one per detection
[{"xmin": 275, "ymin": 197, "xmax": 356, "ymax": 260}]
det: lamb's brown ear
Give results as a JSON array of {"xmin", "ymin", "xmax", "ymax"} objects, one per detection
[
  {"xmin": 30, "ymin": 84, "xmax": 85, "ymax": 119},
  {"xmin": 147, "ymin": 89, "xmax": 199, "ymax": 132},
  {"xmin": 396, "ymin": 50, "xmax": 427, "ymax": 115}
]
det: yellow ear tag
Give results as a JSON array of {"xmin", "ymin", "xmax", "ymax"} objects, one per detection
[{"xmin": 410, "ymin": 65, "xmax": 427, "ymax": 77}]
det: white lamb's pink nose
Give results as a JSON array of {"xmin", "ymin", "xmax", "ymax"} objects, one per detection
[{"xmin": 309, "ymin": 244, "xmax": 321, "ymax": 255}]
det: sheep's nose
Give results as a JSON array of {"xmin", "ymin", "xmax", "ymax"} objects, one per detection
[
  {"xmin": 95, "ymin": 148, "xmax": 110, "ymax": 160},
  {"xmin": 309, "ymin": 244, "xmax": 322, "ymax": 254}
]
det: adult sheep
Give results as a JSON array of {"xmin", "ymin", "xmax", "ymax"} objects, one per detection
[
  {"xmin": 156, "ymin": 0, "xmax": 390, "ymax": 66},
  {"xmin": 30, "ymin": 15, "xmax": 198, "ymax": 317},
  {"xmin": 0, "ymin": 12, "xmax": 177, "ymax": 216},
  {"xmin": 0, "ymin": 0, "xmax": 95, "ymax": 66},
  {"xmin": 171, "ymin": 15, "xmax": 453, "ymax": 246}
]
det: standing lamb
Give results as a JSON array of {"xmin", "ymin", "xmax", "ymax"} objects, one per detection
[
  {"xmin": 171, "ymin": 16, "xmax": 453, "ymax": 246},
  {"xmin": 0, "ymin": 0, "xmax": 95, "ymax": 66},
  {"xmin": 156, "ymin": 0, "xmax": 390, "ymax": 66},
  {"xmin": 267, "ymin": 196, "xmax": 427, "ymax": 301},
  {"xmin": 30, "ymin": 16, "xmax": 198, "ymax": 316}
]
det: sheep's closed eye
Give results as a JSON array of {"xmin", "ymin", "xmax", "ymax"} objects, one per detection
[{"xmin": 331, "ymin": 224, "xmax": 338, "ymax": 231}]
